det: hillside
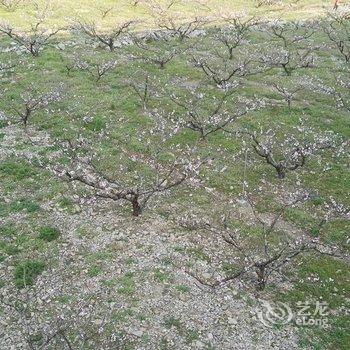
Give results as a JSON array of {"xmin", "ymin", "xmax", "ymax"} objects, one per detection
[{"xmin": 0, "ymin": 1, "xmax": 349, "ymax": 349}]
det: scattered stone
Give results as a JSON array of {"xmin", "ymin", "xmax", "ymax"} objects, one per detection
[
  {"xmin": 228, "ymin": 317, "xmax": 238, "ymax": 325},
  {"xmin": 129, "ymin": 329, "xmax": 144, "ymax": 337}
]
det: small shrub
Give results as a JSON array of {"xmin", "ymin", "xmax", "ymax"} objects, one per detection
[
  {"xmin": 38, "ymin": 226, "xmax": 60, "ymax": 242},
  {"xmin": 14, "ymin": 260, "xmax": 45, "ymax": 288}
]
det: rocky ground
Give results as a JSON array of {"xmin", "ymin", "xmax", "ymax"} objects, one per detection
[{"xmin": 0, "ymin": 125, "xmax": 302, "ymax": 349}]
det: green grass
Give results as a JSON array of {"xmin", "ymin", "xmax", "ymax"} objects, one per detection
[
  {"xmin": 186, "ymin": 247, "xmax": 211, "ymax": 263},
  {"xmin": 87, "ymin": 265, "xmax": 102, "ymax": 277},
  {"xmin": 153, "ymin": 268, "xmax": 172, "ymax": 283},
  {"xmin": 0, "ymin": 160, "xmax": 38, "ymax": 181},
  {"xmin": 175, "ymin": 284, "xmax": 190, "ymax": 293},
  {"xmin": 14, "ymin": 260, "xmax": 45, "ymax": 288},
  {"xmin": 278, "ymin": 255, "xmax": 350, "ymax": 349},
  {"xmin": 0, "ymin": 3, "xmax": 349, "ymax": 349},
  {"xmin": 38, "ymin": 226, "xmax": 60, "ymax": 242},
  {"xmin": 163, "ymin": 316, "xmax": 200, "ymax": 345},
  {"xmin": 117, "ymin": 272, "xmax": 136, "ymax": 296},
  {"xmin": 0, "ymin": 0, "xmax": 329, "ymax": 31},
  {"xmin": 0, "ymin": 198, "xmax": 40, "ymax": 217}
]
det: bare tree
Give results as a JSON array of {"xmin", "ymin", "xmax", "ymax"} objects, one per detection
[
  {"xmin": 324, "ymin": 10, "xmax": 350, "ymax": 63},
  {"xmin": 329, "ymin": 75, "xmax": 350, "ymax": 111},
  {"xmin": 59, "ymin": 53, "xmax": 75, "ymax": 77},
  {"xmin": 310, "ymin": 197, "xmax": 350, "ymax": 236},
  {"xmin": 269, "ymin": 80, "xmax": 304, "ymax": 110},
  {"xmin": 43, "ymin": 128, "xmax": 201, "ymax": 216},
  {"xmin": 0, "ymin": 0, "xmax": 23, "ymax": 12},
  {"xmin": 213, "ymin": 14, "xmax": 257, "ymax": 60},
  {"xmin": 267, "ymin": 20, "xmax": 316, "ymax": 49},
  {"xmin": 8, "ymin": 84, "xmax": 64, "ymax": 127},
  {"xmin": 255, "ymin": 0, "xmax": 282, "ymax": 8},
  {"xmin": 183, "ymin": 192, "xmax": 346, "ymax": 291},
  {"xmin": 132, "ymin": 35, "xmax": 187, "ymax": 68},
  {"xmin": 74, "ymin": 20, "xmax": 137, "ymax": 51},
  {"xmin": 231, "ymin": 125, "xmax": 336, "ymax": 179},
  {"xmin": 191, "ymin": 32, "xmax": 266, "ymax": 88},
  {"xmin": 260, "ymin": 45, "xmax": 317, "ymax": 76},
  {"xmin": 303, "ymin": 75, "xmax": 350, "ymax": 111},
  {"xmin": 97, "ymin": 5, "xmax": 114, "ymax": 19},
  {"xmin": 144, "ymin": 0, "xmax": 210, "ymax": 41},
  {"xmin": 129, "ymin": 0, "xmax": 142, "ymax": 6},
  {"xmin": 124, "ymin": 70, "xmax": 155, "ymax": 110},
  {"xmin": 145, "ymin": 0, "xmax": 181, "ymax": 11},
  {"xmin": 258, "ymin": 20, "xmax": 318, "ymax": 75},
  {"xmin": 159, "ymin": 85, "xmax": 264, "ymax": 140},
  {"xmin": 0, "ymin": 4, "xmax": 61, "ymax": 57},
  {"xmin": 155, "ymin": 15, "xmax": 208, "ymax": 41},
  {"xmin": 192, "ymin": 54, "xmax": 254, "ymax": 88},
  {"xmin": 0, "ymin": 276, "xmax": 133, "ymax": 349},
  {"xmin": 73, "ymin": 57, "xmax": 117, "ymax": 82}
]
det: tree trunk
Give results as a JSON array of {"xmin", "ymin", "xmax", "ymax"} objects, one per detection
[
  {"xmin": 276, "ymin": 165, "xmax": 286, "ymax": 179},
  {"xmin": 229, "ymin": 48, "xmax": 234, "ymax": 60},
  {"xmin": 108, "ymin": 39, "xmax": 114, "ymax": 51},
  {"xmin": 256, "ymin": 265, "xmax": 266, "ymax": 291},
  {"xmin": 131, "ymin": 198, "xmax": 142, "ymax": 217}
]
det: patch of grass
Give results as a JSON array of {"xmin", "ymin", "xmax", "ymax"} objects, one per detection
[
  {"xmin": 221, "ymin": 262, "xmax": 242, "ymax": 277},
  {"xmin": 163, "ymin": 316, "xmax": 182, "ymax": 330},
  {"xmin": 28, "ymin": 333, "xmax": 44, "ymax": 348},
  {"xmin": 0, "ymin": 160, "xmax": 37, "ymax": 181},
  {"xmin": 153, "ymin": 269, "xmax": 172, "ymax": 283},
  {"xmin": 163, "ymin": 316, "xmax": 199, "ymax": 344},
  {"xmin": 84, "ymin": 117, "xmax": 106, "ymax": 132},
  {"xmin": 112, "ymin": 308, "xmax": 134, "ymax": 323},
  {"xmin": 14, "ymin": 260, "xmax": 45, "ymax": 288},
  {"xmin": 298, "ymin": 316, "xmax": 350, "ymax": 350},
  {"xmin": 175, "ymin": 284, "xmax": 190, "ymax": 293},
  {"xmin": 0, "ymin": 198, "xmax": 40, "ymax": 217},
  {"xmin": 0, "ymin": 242, "xmax": 20, "ymax": 256},
  {"xmin": 38, "ymin": 226, "xmax": 60, "ymax": 242},
  {"xmin": 117, "ymin": 272, "xmax": 135, "ymax": 296},
  {"xmin": 87, "ymin": 265, "xmax": 102, "ymax": 277},
  {"xmin": 186, "ymin": 247, "xmax": 211, "ymax": 263},
  {"xmin": 11, "ymin": 199, "xmax": 39, "ymax": 212},
  {"xmin": 0, "ymin": 120, "xmax": 8, "ymax": 128},
  {"xmin": 125, "ymin": 258, "xmax": 136, "ymax": 265},
  {"xmin": 57, "ymin": 197, "xmax": 79, "ymax": 213},
  {"xmin": 279, "ymin": 255, "xmax": 350, "ymax": 349},
  {"xmin": 185, "ymin": 329, "xmax": 200, "ymax": 345}
]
